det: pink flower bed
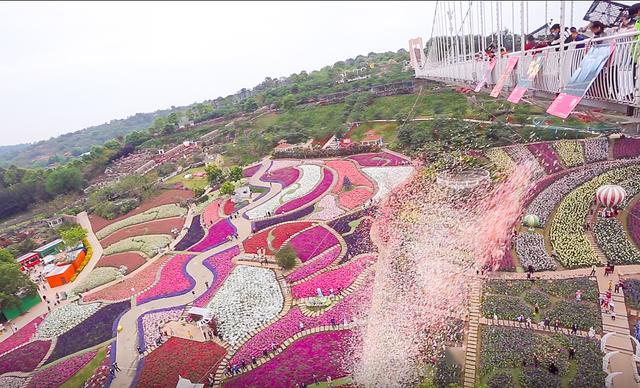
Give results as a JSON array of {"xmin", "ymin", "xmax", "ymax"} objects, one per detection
[
  {"xmin": 326, "ymin": 160, "xmax": 373, "ymax": 193},
  {"xmin": 225, "ymin": 330, "xmax": 353, "ymax": 387},
  {"xmin": 84, "ymin": 345, "xmax": 111, "ymax": 388},
  {"xmin": 338, "ymin": 187, "xmax": 373, "ymax": 209},
  {"xmin": 349, "ymin": 151, "xmax": 409, "ymax": 167},
  {"xmin": 0, "ymin": 340, "xmax": 50, "ymax": 375},
  {"xmin": 261, "ymin": 167, "xmax": 300, "ymax": 188},
  {"xmin": 243, "ymin": 221, "xmax": 314, "ymax": 255},
  {"xmin": 289, "ymin": 225, "xmax": 339, "ymax": 262},
  {"xmin": 527, "ymin": 143, "xmax": 564, "ymax": 174},
  {"xmin": 202, "ymin": 199, "xmax": 223, "ymax": 227},
  {"xmin": 629, "ymin": 201, "xmax": 640, "ymax": 247},
  {"xmin": 286, "ymin": 245, "xmax": 342, "ymax": 283},
  {"xmin": 189, "ymin": 219, "xmax": 236, "ymax": 252},
  {"xmin": 223, "ymin": 199, "xmax": 235, "ymax": 215},
  {"xmin": 613, "ymin": 137, "xmax": 640, "ymax": 159},
  {"xmin": 276, "ymin": 168, "xmax": 334, "ymax": 214},
  {"xmin": 83, "ymin": 256, "xmax": 173, "ymax": 302},
  {"xmin": 0, "ymin": 315, "xmax": 44, "ymax": 356},
  {"xmin": 243, "ymin": 164, "xmax": 261, "ymax": 178},
  {"xmin": 311, "ymin": 195, "xmax": 345, "ymax": 221},
  {"xmin": 27, "ymin": 349, "xmax": 97, "ymax": 388},
  {"xmin": 194, "ymin": 246, "xmax": 240, "ymax": 307},
  {"xmin": 136, "ymin": 254, "xmax": 195, "ymax": 304},
  {"xmin": 291, "ymin": 254, "xmax": 375, "ymax": 299}
]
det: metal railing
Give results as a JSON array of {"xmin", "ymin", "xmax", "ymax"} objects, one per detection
[{"xmin": 415, "ymin": 30, "xmax": 640, "ymax": 108}]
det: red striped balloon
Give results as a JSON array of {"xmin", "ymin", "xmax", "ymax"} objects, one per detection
[{"xmin": 596, "ymin": 185, "xmax": 626, "ymax": 209}]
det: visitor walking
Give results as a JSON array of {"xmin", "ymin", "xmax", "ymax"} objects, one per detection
[
  {"xmin": 568, "ymin": 347, "xmax": 575, "ymax": 360},
  {"xmin": 554, "ymin": 319, "xmax": 560, "ymax": 332},
  {"xmin": 112, "ymin": 362, "xmax": 121, "ymax": 372},
  {"xmin": 534, "ymin": 303, "xmax": 540, "ymax": 316},
  {"xmin": 611, "ymin": 311, "xmax": 616, "ymax": 321},
  {"xmin": 526, "ymin": 317, "xmax": 532, "ymax": 328},
  {"xmin": 11, "ymin": 323, "xmax": 18, "ymax": 333},
  {"xmin": 590, "ymin": 264, "xmax": 596, "ymax": 277},
  {"xmin": 588, "ymin": 327, "xmax": 596, "ymax": 338},
  {"xmin": 572, "ymin": 323, "xmax": 578, "ymax": 335},
  {"xmin": 575, "ymin": 290, "xmax": 582, "ymax": 302},
  {"xmin": 609, "ymin": 301, "xmax": 615, "ymax": 313},
  {"xmin": 544, "ymin": 317, "xmax": 550, "ymax": 330},
  {"xmin": 299, "ymin": 321, "xmax": 305, "ymax": 332},
  {"xmin": 615, "ymin": 281, "xmax": 620, "ymax": 293}
]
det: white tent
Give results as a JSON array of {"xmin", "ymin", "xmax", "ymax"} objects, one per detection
[{"xmin": 176, "ymin": 376, "xmax": 204, "ymax": 388}]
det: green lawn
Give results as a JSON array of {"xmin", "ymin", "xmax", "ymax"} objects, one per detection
[
  {"xmin": 165, "ymin": 166, "xmax": 208, "ymax": 190},
  {"xmin": 60, "ymin": 347, "xmax": 107, "ymax": 388},
  {"xmin": 349, "ymin": 122, "xmax": 399, "ymax": 145}
]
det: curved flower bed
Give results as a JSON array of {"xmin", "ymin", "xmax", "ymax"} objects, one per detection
[
  {"xmin": 310, "ymin": 195, "xmax": 345, "ymax": 221},
  {"xmin": 202, "ymin": 199, "xmax": 222, "ymax": 227},
  {"xmin": 286, "ymin": 245, "xmax": 342, "ymax": 283},
  {"xmin": 260, "ymin": 166, "xmax": 300, "ymax": 188},
  {"xmin": 243, "ymin": 164, "xmax": 262, "ymax": 178},
  {"xmin": 613, "ymin": 137, "xmax": 640, "ymax": 159},
  {"xmin": 45, "ymin": 301, "xmax": 130, "ymax": 363},
  {"xmin": 276, "ymin": 168, "xmax": 333, "ymax": 214},
  {"xmin": 485, "ymin": 148, "xmax": 515, "ymax": 173},
  {"xmin": 37, "ymin": 302, "xmax": 102, "ymax": 339},
  {"xmin": 251, "ymin": 204, "xmax": 315, "ymax": 232},
  {"xmin": 328, "ymin": 207, "xmax": 374, "ymax": 234},
  {"xmin": 224, "ymin": 329, "xmax": 353, "ymax": 387},
  {"xmin": 96, "ymin": 252, "xmax": 146, "ymax": 272},
  {"xmin": 584, "ymin": 138, "xmax": 609, "ymax": 163},
  {"xmin": 514, "ymin": 233, "xmax": 556, "ymax": 271},
  {"xmin": 339, "ymin": 187, "xmax": 373, "ymax": 209},
  {"xmin": 99, "ymin": 217, "xmax": 183, "ymax": 248},
  {"xmin": 103, "ymin": 234, "xmax": 172, "ymax": 259},
  {"xmin": 248, "ymin": 165, "xmax": 323, "ymax": 219},
  {"xmin": 138, "ymin": 307, "xmax": 183, "ymax": 351},
  {"xmin": 28, "ymin": 349, "xmax": 98, "ymax": 388},
  {"xmin": 0, "ymin": 340, "xmax": 50, "ymax": 375},
  {"xmin": 174, "ymin": 215, "xmax": 205, "ymax": 251},
  {"xmin": 137, "ymin": 337, "xmax": 226, "ymax": 388},
  {"xmin": 504, "ymin": 144, "xmax": 545, "ymax": 180},
  {"xmin": 207, "ymin": 266, "xmax": 283, "ymax": 346},
  {"xmin": 188, "ymin": 219, "xmax": 236, "ymax": 252},
  {"xmin": 349, "ymin": 151, "xmax": 409, "ymax": 167},
  {"xmin": 326, "ymin": 160, "xmax": 374, "ymax": 193},
  {"xmin": 96, "ymin": 204, "xmax": 187, "ymax": 239},
  {"xmin": 342, "ymin": 217, "xmax": 377, "ymax": 261},
  {"xmin": 71, "ymin": 267, "xmax": 123, "ymax": 296},
  {"xmin": 629, "ymin": 200, "xmax": 640, "ymax": 247},
  {"xmin": 0, "ymin": 376, "xmax": 28, "ymax": 388},
  {"xmin": 623, "ymin": 278, "xmax": 640, "ymax": 309},
  {"xmin": 594, "ymin": 217, "xmax": 640, "ymax": 265},
  {"xmin": 362, "ymin": 166, "xmax": 414, "ymax": 203},
  {"xmin": 223, "ymin": 199, "xmax": 235, "ymax": 215},
  {"xmin": 243, "ymin": 221, "xmax": 314, "ymax": 255},
  {"xmin": 291, "ymin": 254, "xmax": 374, "ymax": 299},
  {"xmin": 83, "ymin": 345, "xmax": 111, "ymax": 388},
  {"xmin": 553, "ymin": 139, "xmax": 585, "ymax": 167},
  {"xmin": 194, "ymin": 246, "xmax": 240, "ymax": 307},
  {"xmin": 289, "ymin": 225, "xmax": 340, "ymax": 262},
  {"xmin": 83, "ymin": 255, "xmax": 173, "ymax": 302},
  {"xmin": 527, "ymin": 142, "xmax": 564, "ymax": 174},
  {"xmin": 0, "ymin": 315, "xmax": 44, "ymax": 356},
  {"xmin": 136, "ymin": 254, "xmax": 195, "ymax": 304}
]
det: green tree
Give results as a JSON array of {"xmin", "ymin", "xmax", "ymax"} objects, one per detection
[
  {"xmin": 276, "ymin": 244, "xmax": 297, "ymax": 270},
  {"xmin": 59, "ymin": 225, "xmax": 87, "ymax": 248},
  {"xmin": 281, "ymin": 94, "xmax": 297, "ymax": 110},
  {"xmin": 242, "ymin": 98, "xmax": 258, "ymax": 113},
  {"xmin": 193, "ymin": 187, "xmax": 205, "ymax": 198},
  {"xmin": 219, "ymin": 181, "xmax": 235, "ymax": 196},
  {"xmin": 205, "ymin": 165, "xmax": 224, "ymax": 186},
  {"xmin": 45, "ymin": 167, "xmax": 84, "ymax": 196},
  {"xmin": 228, "ymin": 166, "xmax": 242, "ymax": 182},
  {"xmin": 0, "ymin": 261, "xmax": 37, "ymax": 310},
  {"xmin": 0, "ymin": 249, "xmax": 14, "ymax": 264}
]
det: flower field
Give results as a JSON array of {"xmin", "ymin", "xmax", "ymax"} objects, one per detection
[
  {"xmin": 243, "ymin": 163, "xmax": 262, "ymax": 178},
  {"xmin": 485, "ymin": 148, "xmax": 515, "ymax": 173},
  {"xmin": 174, "ymin": 215, "xmax": 205, "ymax": 251},
  {"xmin": 37, "ymin": 302, "xmax": 102, "ymax": 339},
  {"xmin": 326, "ymin": 160, "xmax": 374, "ymax": 193},
  {"xmin": 361, "ymin": 166, "xmax": 414, "ymax": 203},
  {"xmin": 28, "ymin": 349, "xmax": 97, "ymax": 388},
  {"xmin": 71, "ymin": 267, "xmax": 122, "ymax": 295},
  {"xmin": 0, "ymin": 315, "xmax": 44, "ymax": 356},
  {"xmin": 96, "ymin": 252, "xmax": 147, "ymax": 272},
  {"xmin": 276, "ymin": 168, "xmax": 333, "ymax": 214},
  {"xmin": 136, "ymin": 254, "xmax": 195, "ymax": 304},
  {"xmin": 342, "ymin": 217, "xmax": 377, "ymax": 261},
  {"xmin": 291, "ymin": 254, "xmax": 374, "ymax": 298},
  {"xmin": 553, "ymin": 139, "xmax": 585, "ymax": 167},
  {"xmin": 188, "ymin": 219, "xmax": 235, "ymax": 252},
  {"xmin": 594, "ymin": 217, "xmax": 640, "ymax": 265},
  {"xmin": 628, "ymin": 200, "xmax": 640, "ymax": 247},
  {"xmin": 584, "ymin": 138, "xmax": 609, "ymax": 163},
  {"xmin": 613, "ymin": 137, "xmax": 640, "ymax": 159},
  {"xmin": 286, "ymin": 245, "xmax": 342, "ymax": 283},
  {"xmin": 311, "ymin": 195, "xmax": 345, "ymax": 221},
  {"xmin": 243, "ymin": 221, "xmax": 314, "ymax": 255},
  {"xmin": 338, "ymin": 187, "xmax": 373, "ymax": 209},
  {"xmin": 223, "ymin": 199, "xmax": 235, "ymax": 215},
  {"xmin": 513, "ymin": 233, "xmax": 556, "ymax": 271},
  {"xmin": 504, "ymin": 145, "xmax": 545, "ymax": 180},
  {"xmin": 349, "ymin": 151, "xmax": 409, "ymax": 167},
  {"xmin": 103, "ymin": 234, "xmax": 172, "ymax": 258},
  {"xmin": 0, "ymin": 377, "xmax": 28, "ymax": 388},
  {"xmin": 202, "ymin": 199, "xmax": 223, "ymax": 226},
  {"xmin": 137, "ymin": 337, "xmax": 226, "ymax": 388},
  {"xmin": 252, "ymin": 203, "xmax": 315, "ymax": 231},
  {"xmin": 0, "ymin": 340, "xmax": 51, "ymax": 375},
  {"xmin": 99, "ymin": 217, "xmax": 183, "ymax": 248},
  {"xmin": 194, "ymin": 246, "xmax": 239, "ymax": 307},
  {"xmin": 139, "ymin": 307, "xmax": 183, "ymax": 351},
  {"xmin": 622, "ymin": 278, "xmax": 640, "ymax": 309},
  {"xmin": 224, "ymin": 329, "xmax": 353, "ymax": 387},
  {"xmin": 527, "ymin": 142, "xmax": 564, "ymax": 174},
  {"xmin": 261, "ymin": 166, "xmax": 300, "ymax": 188},
  {"xmin": 289, "ymin": 225, "xmax": 340, "ymax": 262},
  {"xmin": 96, "ymin": 204, "xmax": 186, "ymax": 239}
]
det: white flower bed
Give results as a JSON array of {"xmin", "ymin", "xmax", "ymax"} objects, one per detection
[
  {"xmin": 594, "ymin": 217, "xmax": 640, "ymax": 265},
  {"xmin": 362, "ymin": 166, "xmax": 414, "ymax": 203},
  {"xmin": 103, "ymin": 234, "xmax": 172, "ymax": 258},
  {"xmin": 514, "ymin": 233, "xmax": 556, "ymax": 271},
  {"xmin": 0, "ymin": 376, "xmax": 28, "ymax": 388},
  {"xmin": 97, "ymin": 204, "xmax": 186, "ymax": 239},
  {"xmin": 584, "ymin": 138, "xmax": 609, "ymax": 163},
  {"xmin": 619, "ymin": 176, "xmax": 640, "ymax": 208},
  {"xmin": 36, "ymin": 302, "xmax": 102, "ymax": 339},
  {"xmin": 141, "ymin": 307, "xmax": 183, "ymax": 349},
  {"xmin": 309, "ymin": 195, "xmax": 345, "ymax": 221},
  {"xmin": 247, "ymin": 165, "xmax": 323, "ymax": 219},
  {"xmin": 504, "ymin": 145, "xmax": 545, "ymax": 180},
  {"xmin": 207, "ymin": 266, "xmax": 283, "ymax": 346},
  {"xmin": 70, "ymin": 267, "xmax": 123, "ymax": 296}
]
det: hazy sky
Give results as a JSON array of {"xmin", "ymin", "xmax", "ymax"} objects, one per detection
[{"xmin": 0, "ymin": 1, "xmax": 625, "ymax": 146}]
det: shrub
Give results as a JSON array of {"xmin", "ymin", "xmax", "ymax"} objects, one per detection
[{"xmin": 276, "ymin": 244, "xmax": 298, "ymax": 270}]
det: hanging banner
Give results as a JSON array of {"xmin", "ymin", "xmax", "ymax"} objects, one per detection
[
  {"xmin": 474, "ymin": 58, "xmax": 498, "ymax": 92},
  {"xmin": 490, "ymin": 56, "xmax": 520, "ymax": 98},
  {"xmin": 507, "ymin": 54, "xmax": 545, "ymax": 103},
  {"xmin": 546, "ymin": 42, "xmax": 615, "ymax": 119}
]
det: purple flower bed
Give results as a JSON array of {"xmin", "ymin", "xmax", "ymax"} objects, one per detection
[
  {"xmin": 286, "ymin": 245, "xmax": 342, "ymax": 283},
  {"xmin": 251, "ymin": 204, "xmax": 314, "ymax": 232},
  {"xmin": 194, "ymin": 246, "xmax": 239, "ymax": 307},
  {"xmin": 289, "ymin": 225, "xmax": 339, "ymax": 262},
  {"xmin": 174, "ymin": 215, "xmax": 205, "ymax": 251},
  {"xmin": 28, "ymin": 349, "xmax": 98, "ymax": 388},
  {"xmin": 342, "ymin": 217, "xmax": 377, "ymax": 263},
  {"xmin": 613, "ymin": 138, "xmax": 640, "ymax": 159},
  {"xmin": 291, "ymin": 254, "xmax": 373, "ymax": 299},
  {"xmin": 349, "ymin": 151, "xmax": 409, "ymax": 167},
  {"xmin": 260, "ymin": 167, "xmax": 300, "ymax": 188},
  {"xmin": 0, "ymin": 340, "xmax": 50, "ymax": 375},
  {"xmin": 225, "ymin": 329, "xmax": 353, "ymax": 387},
  {"xmin": 136, "ymin": 254, "xmax": 196, "ymax": 304},
  {"xmin": 45, "ymin": 300, "xmax": 130, "ymax": 364},
  {"xmin": 243, "ymin": 164, "xmax": 262, "ymax": 178},
  {"xmin": 189, "ymin": 219, "xmax": 236, "ymax": 252},
  {"xmin": 523, "ymin": 169, "xmax": 571, "ymax": 207},
  {"xmin": 629, "ymin": 201, "xmax": 640, "ymax": 248},
  {"xmin": 276, "ymin": 168, "xmax": 334, "ymax": 214},
  {"xmin": 328, "ymin": 207, "xmax": 376, "ymax": 234},
  {"xmin": 527, "ymin": 143, "xmax": 564, "ymax": 174}
]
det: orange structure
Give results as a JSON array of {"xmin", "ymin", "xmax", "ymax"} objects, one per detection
[{"xmin": 45, "ymin": 264, "xmax": 75, "ymax": 288}]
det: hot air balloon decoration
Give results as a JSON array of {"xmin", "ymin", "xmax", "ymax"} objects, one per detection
[
  {"xmin": 523, "ymin": 214, "xmax": 540, "ymax": 231},
  {"xmin": 596, "ymin": 185, "xmax": 626, "ymax": 218}
]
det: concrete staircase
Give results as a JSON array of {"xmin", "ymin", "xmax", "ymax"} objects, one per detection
[
  {"xmin": 586, "ymin": 231, "xmax": 608, "ymax": 265},
  {"xmin": 463, "ymin": 281, "xmax": 481, "ymax": 388}
]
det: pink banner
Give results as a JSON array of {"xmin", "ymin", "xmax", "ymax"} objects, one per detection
[
  {"xmin": 546, "ymin": 93, "xmax": 583, "ymax": 119},
  {"xmin": 490, "ymin": 56, "xmax": 519, "ymax": 97},
  {"xmin": 507, "ymin": 54, "xmax": 544, "ymax": 104},
  {"xmin": 474, "ymin": 58, "xmax": 497, "ymax": 92}
]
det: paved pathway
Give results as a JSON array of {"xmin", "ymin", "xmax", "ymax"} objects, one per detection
[{"xmin": 462, "ymin": 281, "xmax": 480, "ymax": 388}]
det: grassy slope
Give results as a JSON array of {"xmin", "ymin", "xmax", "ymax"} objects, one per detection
[{"xmin": 59, "ymin": 347, "xmax": 107, "ymax": 388}]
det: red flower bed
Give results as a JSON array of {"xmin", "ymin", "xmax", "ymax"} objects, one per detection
[
  {"xmin": 0, "ymin": 315, "xmax": 44, "ymax": 357},
  {"xmin": 243, "ymin": 221, "xmax": 314, "ymax": 255},
  {"xmin": 223, "ymin": 199, "xmax": 235, "ymax": 215},
  {"xmin": 138, "ymin": 337, "xmax": 226, "ymax": 388},
  {"xmin": 99, "ymin": 217, "xmax": 183, "ymax": 247},
  {"xmin": 89, "ymin": 189, "xmax": 192, "ymax": 233},
  {"xmin": 136, "ymin": 254, "xmax": 195, "ymax": 304},
  {"xmin": 0, "ymin": 340, "xmax": 50, "ymax": 375},
  {"xmin": 96, "ymin": 252, "xmax": 147, "ymax": 272},
  {"xmin": 243, "ymin": 164, "xmax": 261, "ymax": 178},
  {"xmin": 338, "ymin": 187, "xmax": 373, "ymax": 209},
  {"xmin": 326, "ymin": 160, "xmax": 373, "ymax": 193}
]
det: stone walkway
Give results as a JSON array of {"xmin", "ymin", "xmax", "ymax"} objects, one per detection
[{"xmin": 462, "ymin": 281, "xmax": 480, "ymax": 388}]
